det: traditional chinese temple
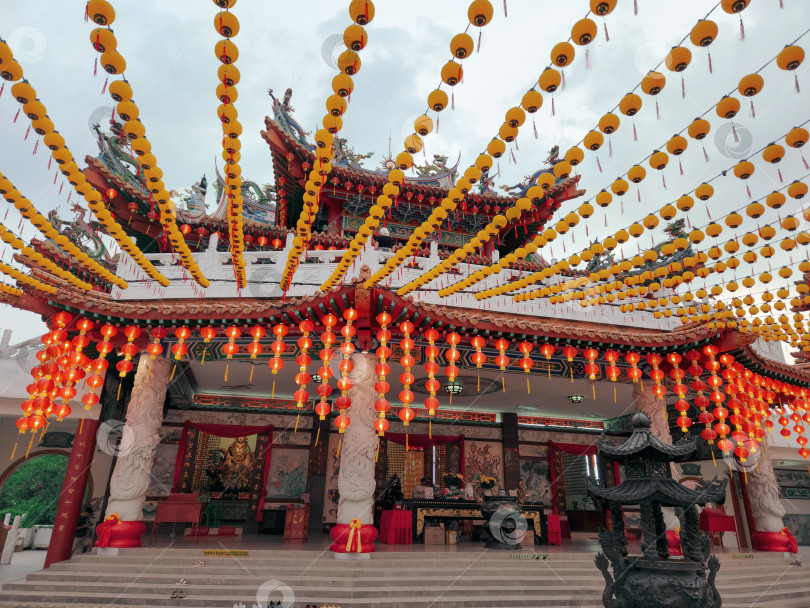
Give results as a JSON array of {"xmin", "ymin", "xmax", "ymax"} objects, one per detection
[{"xmin": 2, "ymin": 0, "xmax": 810, "ymax": 606}]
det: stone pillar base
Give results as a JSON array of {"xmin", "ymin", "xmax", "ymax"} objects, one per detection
[
  {"xmin": 329, "ymin": 523, "xmax": 378, "ymax": 554},
  {"xmin": 752, "ymin": 530, "xmax": 798, "ymax": 553},
  {"xmin": 95, "ymin": 520, "xmax": 147, "ymax": 549}
]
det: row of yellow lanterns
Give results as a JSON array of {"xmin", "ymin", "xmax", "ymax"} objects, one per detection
[
  {"xmin": 213, "ymin": 1, "xmax": 247, "ymax": 288},
  {"xmin": 0, "ymin": 282, "xmax": 22, "ymax": 298},
  {"xmin": 4, "ymin": 69, "xmax": 161, "ymax": 289},
  {"xmin": 0, "ymin": 259, "xmax": 56, "ymax": 295},
  {"xmin": 87, "ymin": 3, "xmax": 207, "ymax": 288},
  {"xmin": 0, "ymin": 171, "xmax": 124, "ymax": 288},
  {"xmin": 324, "ymin": 0, "xmax": 497, "ymax": 292},
  {"xmin": 283, "ymin": 0, "xmax": 375, "ymax": 291},
  {"xmin": 0, "ymin": 221, "xmax": 92, "ymax": 291},
  {"xmin": 362, "ymin": 0, "xmax": 621, "ymax": 291},
  {"xmin": 472, "ymin": 123, "xmax": 808, "ymax": 301}
]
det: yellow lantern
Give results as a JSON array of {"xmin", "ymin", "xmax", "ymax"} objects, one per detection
[
  {"xmin": 690, "ymin": 20, "xmax": 718, "ymax": 47},
  {"xmin": 451, "ymin": 33, "xmax": 474, "ymax": 59},
  {"xmin": 649, "ymin": 150, "xmax": 669, "ymax": 170},
  {"xmin": 565, "ymin": 146, "xmax": 584, "ymax": 166},
  {"xmin": 788, "ymin": 180, "xmax": 808, "ymax": 199},
  {"xmin": 538, "ymin": 68, "xmax": 561, "ymax": 93},
  {"xmin": 87, "ymin": 0, "xmax": 115, "ymax": 25},
  {"xmin": 611, "ymin": 178, "xmax": 628, "ymax": 196},
  {"xmin": 343, "ymin": 24, "xmax": 367, "ymax": 51},
  {"xmin": 427, "ymin": 89, "xmax": 448, "ymax": 112},
  {"xmin": 537, "ymin": 172, "xmax": 555, "ymax": 191},
  {"xmin": 214, "ymin": 11, "xmax": 240, "ymax": 38},
  {"xmin": 584, "ymin": 130, "xmax": 604, "ymax": 151},
  {"xmin": 641, "ymin": 71, "xmax": 666, "ymax": 95},
  {"xmin": 725, "ymin": 212, "xmax": 743, "ymax": 228},
  {"xmin": 595, "ymin": 190, "xmax": 612, "ymax": 208},
  {"xmin": 733, "ymin": 160, "xmax": 754, "ymax": 179},
  {"xmin": 553, "ymin": 161, "xmax": 571, "ymax": 180},
  {"xmin": 505, "ymin": 107, "xmax": 526, "ymax": 128},
  {"xmin": 786, "ymin": 127, "xmax": 808, "ymax": 149},
  {"xmin": 332, "ymin": 74, "xmax": 354, "ymax": 97},
  {"xmin": 487, "ymin": 138, "xmax": 506, "ymax": 158},
  {"xmin": 665, "ymin": 47, "xmax": 692, "ymax": 72},
  {"xmin": 349, "ymin": 0, "xmax": 375, "ymax": 25},
  {"xmin": 627, "ymin": 165, "xmax": 646, "ymax": 183},
  {"xmin": 619, "ymin": 93, "xmax": 642, "ymax": 116},
  {"xmin": 498, "ymin": 123, "xmax": 518, "ymax": 142},
  {"xmin": 590, "ymin": 0, "xmax": 616, "ymax": 15},
  {"xmin": 695, "ymin": 183, "xmax": 713, "ymax": 200},
  {"xmin": 215, "ymin": 39, "xmax": 238, "ymax": 64},
  {"xmin": 572, "ymin": 18, "xmax": 597, "ymax": 45},
  {"xmin": 468, "ymin": 0, "xmax": 494, "ymax": 26},
  {"xmin": 100, "ymin": 50, "xmax": 126, "ymax": 75},
  {"xmin": 716, "ymin": 96, "xmax": 740, "ymax": 119},
  {"xmin": 441, "ymin": 61, "xmax": 463, "ymax": 86},
  {"xmin": 777, "ymin": 45, "xmax": 805, "ymax": 71},
  {"xmin": 338, "ymin": 50, "xmax": 361, "ymax": 75},
  {"xmin": 521, "ymin": 90, "xmax": 543, "ymax": 113},
  {"xmin": 550, "ymin": 42, "xmax": 575, "ymax": 67},
  {"xmin": 738, "ymin": 73, "xmax": 764, "ymax": 97},
  {"xmin": 766, "ymin": 191, "xmax": 786, "ymax": 208},
  {"xmin": 218, "ymin": 64, "xmax": 240, "ymax": 86},
  {"xmin": 598, "ymin": 113, "xmax": 620, "ymax": 134},
  {"xmin": 666, "ymin": 135, "xmax": 687, "ymax": 156},
  {"xmin": 326, "ymin": 94, "xmax": 347, "ymax": 117}
]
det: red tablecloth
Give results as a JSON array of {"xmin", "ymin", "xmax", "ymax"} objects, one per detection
[{"xmin": 379, "ymin": 510, "xmax": 412, "ymax": 545}]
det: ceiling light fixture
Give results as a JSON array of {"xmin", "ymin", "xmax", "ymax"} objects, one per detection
[
  {"xmin": 445, "ymin": 381, "xmax": 463, "ymax": 395},
  {"xmin": 568, "ymin": 394, "xmax": 585, "ymax": 404}
]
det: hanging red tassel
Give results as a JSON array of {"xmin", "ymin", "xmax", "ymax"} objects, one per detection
[
  {"xmin": 604, "ymin": 19, "xmax": 610, "ymax": 42},
  {"xmin": 503, "ymin": 0, "xmax": 507, "ymax": 16},
  {"xmin": 637, "ymin": 187, "xmax": 641, "ymax": 203},
  {"xmin": 0, "ymin": 82, "xmax": 4, "ymax": 98},
  {"xmin": 633, "ymin": 121, "xmax": 638, "ymax": 141},
  {"xmin": 24, "ymin": 125, "xmax": 30, "ymax": 140},
  {"xmin": 609, "ymin": 139, "xmax": 613, "ymax": 157},
  {"xmin": 514, "ymin": 137, "xmax": 519, "ymax": 151},
  {"xmin": 477, "ymin": 31, "xmax": 482, "ymax": 53},
  {"xmin": 596, "ymin": 156, "xmax": 602, "ymax": 173},
  {"xmin": 732, "ymin": 123, "xmax": 739, "ymax": 143},
  {"xmin": 708, "ymin": 51, "xmax": 713, "ymax": 74},
  {"xmin": 750, "ymin": 100, "xmax": 756, "ymax": 118},
  {"xmin": 778, "ymin": 167, "xmax": 783, "ymax": 183},
  {"xmin": 634, "ymin": 0, "xmax": 639, "ymax": 14},
  {"xmin": 33, "ymin": 138, "xmax": 38, "ymax": 155},
  {"xmin": 802, "ymin": 154, "xmax": 809, "ymax": 170},
  {"xmin": 739, "ymin": 16, "xmax": 745, "ymax": 41},
  {"xmin": 436, "ymin": 115, "xmax": 440, "ymax": 133},
  {"xmin": 101, "ymin": 77, "xmax": 108, "ymax": 95},
  {"xmin": 679, "ymin": 159, "xmax": 683, "ymax": 175},
  {"xmin": 551, "ymin": 97, "xmax": 555, "ymax": 116},
  {"xmin": 586, "ymin": 48, "xmax": 592, "ymax": 70},
  {"xmin": 561, "ymin": 70, "xmax": 566, "ymax": 91},
  {"xmin": 533, "ymin": 116, "xmax": 538, "ymax": 139},
  {"xmin": 703, "ymin": 145, "xmax": 709, "ymax": 162},
  {"xmin": 655, "ymin": 98, "xmax": 661, "ymax": 120},
  {"xmin": 795, "ymin": 73, "xmax": 801, "ymax": 94},
  {"xmin": 662, "ymin": 173, "xmax": 667, "ymax": 189},
  {"xmin": 510, "ymin": 148, "xmax": 517, "ymax": 164},
  {"xmin": 746, "ymin": 183, "xmax": 752, "ymax": 200},
  {"xmin": 13, "ymin": 108, "xmax": 20, "ymax": 123},
  {"xmin": 93, "ymin": 55, "xmax": 98, "ymax": 76},
  {"xmin": 451, "ymin": 89, "xmax": 455, "ymax": 110},
  {"xmin": 681, "ymin": 74, "xmax": 686, "ymax": 99}
]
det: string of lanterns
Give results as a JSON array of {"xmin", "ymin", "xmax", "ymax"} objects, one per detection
[
  {"xmin": 360, "ymin": 1, "xmax": 620, "ymax": 293},
  {"xmin": 282, "ymin": 0, "xmax": 375, "ymax": 292},
  {"xmin": 84, "ymin": 1, "xmax": 208, "ymax": 288},
  {"xmin": 0, "ymin": 221, "xmax": 92, "ymax": 291},
  {"xmin": 473, "ymin": 123, "xmax": 810, "ymax": 303},
  {"xmin": 212, "ymin": 0, "xmax": 247, "ymax": 288},
  {"xmin": 323, "ymin": 0, "xmax": 502, "ymax": 293},
  {"xmin": 2, "ymin": 37, "xmax": 170, "ymax": 288}
]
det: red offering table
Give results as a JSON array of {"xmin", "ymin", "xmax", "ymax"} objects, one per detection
[
  {"xmin": 699, "ymin": 507, "xmax": 739, "ymax": 549},
  {"xmin": 149, "ymin": 494, "xmax": 203, "ymax": 545},
  {"xmin": 283, "ymin": 506, "xmax": 310, "ymax": 544},
  {"xmin": 379, "ymin": 510, "xmax": 413, "ymax": 544}
]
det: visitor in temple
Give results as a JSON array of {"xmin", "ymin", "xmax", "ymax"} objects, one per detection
[{"xmin": 375, "ymin": 227, "xmax": 395, "ymax": 251}]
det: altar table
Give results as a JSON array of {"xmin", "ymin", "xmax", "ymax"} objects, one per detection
[{"xmin": 402, "ymin": 499, "xmax": 547, "ymax": 545}]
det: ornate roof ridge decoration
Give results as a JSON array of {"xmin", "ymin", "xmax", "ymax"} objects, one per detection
[{"xmin": 262, "ymin": 117, "xmax": 527, "ymax": 203}]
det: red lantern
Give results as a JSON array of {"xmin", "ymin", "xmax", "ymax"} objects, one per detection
[
  {"xmin": 268, "ymin": 323, "xmax": 288, "ymax": 397},
  {"xmin": 373, "ymin": 313, "xmax": 393, "ymax": 436},
  {"xmin": 539, "ymin": 343, "xmax": 555, "ymax": 379},
  {"xmin": 117, "ymin": 326, "xmax": 140, "ymax": 379},
  {"xmin": 53, "ymin": 311, "xmax": 73, "ymax": 328},
  {"xmin": 293, "ymin": 320, "xmax": 315, "ymax": 421},
  {"xmin": 174, "ymin": 326, "xmax": 191, "ymax": 360},
  {"xmin": 518, "ymin": 341, "xmax": 534, "ymax": 394},
  {"xmin": 314, "ymin": 315, "xmax": 338, "ymax": 425},
  {"xmin": 148, "ymin": 327, "xmax": 166, "ymax": 360},
  {"xmin": 423, "ymin": 328, "xmax": 441, "ymax": 423},
  {"xmin": 494, "ymin": 338, "xmax": 510, "ymax": 391},
  {"xmin": 471, "ymin": 336, "xmax": 486, "ymax": 390},
  {"xmin": 335, "ymin": 308, "xmax": 357, "ymax": 434},
  {"xmin": 398, "ymin": 321, "xmax": 416, "ymax": 427},
  {"xmin": 445, "ymin": 332, "xmax": 462, "ymax": 401}
]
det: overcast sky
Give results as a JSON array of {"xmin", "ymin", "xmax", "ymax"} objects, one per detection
[{"xmin": 1, "ymin": 0, "xmax": 809, "ymax": 345}]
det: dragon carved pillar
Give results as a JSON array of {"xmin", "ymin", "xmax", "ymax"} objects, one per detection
[
  {"xmin": 330, "ymin": 352, "xmax": 380, "ymax": 556},
  {"xmin": 100, "ymin": 356, "xmax": 171, "ymax": 548}
]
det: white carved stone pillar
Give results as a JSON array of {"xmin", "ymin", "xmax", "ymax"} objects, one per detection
[
  {"xmin": 331, "ymin": 352, "xmax": 379, "ymax": 557},
  {"xmin": 748, "ymin": 438, "xmax": 792, "ymax": 551},
  {"xmin": 337, "ymin": 352, "xmax": 379, "ymax": 524},
  {"xmin": 106, "ymin": 355, "xmax": 171, "ymax": 521}
]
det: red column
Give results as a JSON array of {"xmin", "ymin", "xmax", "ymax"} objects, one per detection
[{"xmin": 44, "ymin": 418, "xmax": 99, "ymax": 568}]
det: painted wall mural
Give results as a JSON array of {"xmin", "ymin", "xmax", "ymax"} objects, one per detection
[
  {"xmin": 464, "ymin": 441, "xmax": 504, "ymax": 489},
  {"xmin": 265, "ymin": 448, "xmax": 308, "ymax": 499},
  {"xmin": 519, "ymin": 454, "xmax": 551, "ymax": 504}
]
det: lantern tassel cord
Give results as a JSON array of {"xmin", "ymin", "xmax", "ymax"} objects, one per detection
[
  {"xmin": 502, "ymin": 376, "xmax": 505, "ymax": 392},
  {"xmin": 272, "ymin": 377, "xmax": 276, "ymax": 398},
  {"xmin": 592, "ymin": 382, "xmax": 596, "ymax": 400},
  {"xmin": 224, "ymin": 362, "xmax": 229, "ymax": 382},
  {"xmin": 613, "ymin": 384, "xmax": 616, "ymax": 403},
  {"xmin": 712, "ymin": 449, "xmax": 716, "ymax": 467},
  {"xmin": 249, "ymin": 363, "xmax": 254, "ymax": 383},
  {"xmin": 477, "ymin": 372, "xmax": 480, "ymax": 392},
  {"xmin": 375, "ymin": 442, "xmax": 380, "ymax": 463},
  {"xmin": 315, "ymin": 425, "xmax": 320, "ymax": 447},
  {"xmin": 570, "ymin": 368, "xmax": 574, "ymax": 383},
  {"xmin": 40, "ymin": 422, "xmax": 49, "ymax": 441},
  {"xmin": 25, "ymin": 432, "xmax": 35, "ymax": 459},
  {"xmin": 117, "ymin": 382, "xmax": 121, "ymax": 400},
  {"xmin": 527, "ymin": 376, "xmax": 530, "ymax": 395},
  {"xmin": 10, "ymin": 438, "xmax": 18, "ymax": 461},
  {"xmin": 429, "ymin": 419, "xmax": 432, "ymax": 439},
  {"xmin": 336, "ymin": 437, "xmax": 342, "ymax": 459},
  {"xmin": 294, "ymin": 414, "xmax": 300, "ymax": 433},
  {"xmin": 170, "ymin": 364, "xmax": 176, "ymax": 381},
  {"xmin": 201, "ymin": 348, "xmax": 207, "ymax": 365}
]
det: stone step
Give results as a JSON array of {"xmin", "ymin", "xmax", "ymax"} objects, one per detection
[{"xmin": 25, "ymin": 567, "xmax": 808, "ymax": 587}]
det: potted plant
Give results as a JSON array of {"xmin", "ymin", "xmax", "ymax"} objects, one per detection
[
  {"xmin": 442, "ymin": 473, "xmax": 464, "ymax": 499},
  {"xmin": 479, "ymin": 476, "xmax": 496, "ymax": 497}
]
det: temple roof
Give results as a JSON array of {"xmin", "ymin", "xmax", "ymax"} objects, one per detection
[
  {"xmin": 588, "ymin": 477, "xmax": 728, "ymax": 507},
  {"xmin": 596, "ymin": 412, "xmax": 697, "ymax": 460}
]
